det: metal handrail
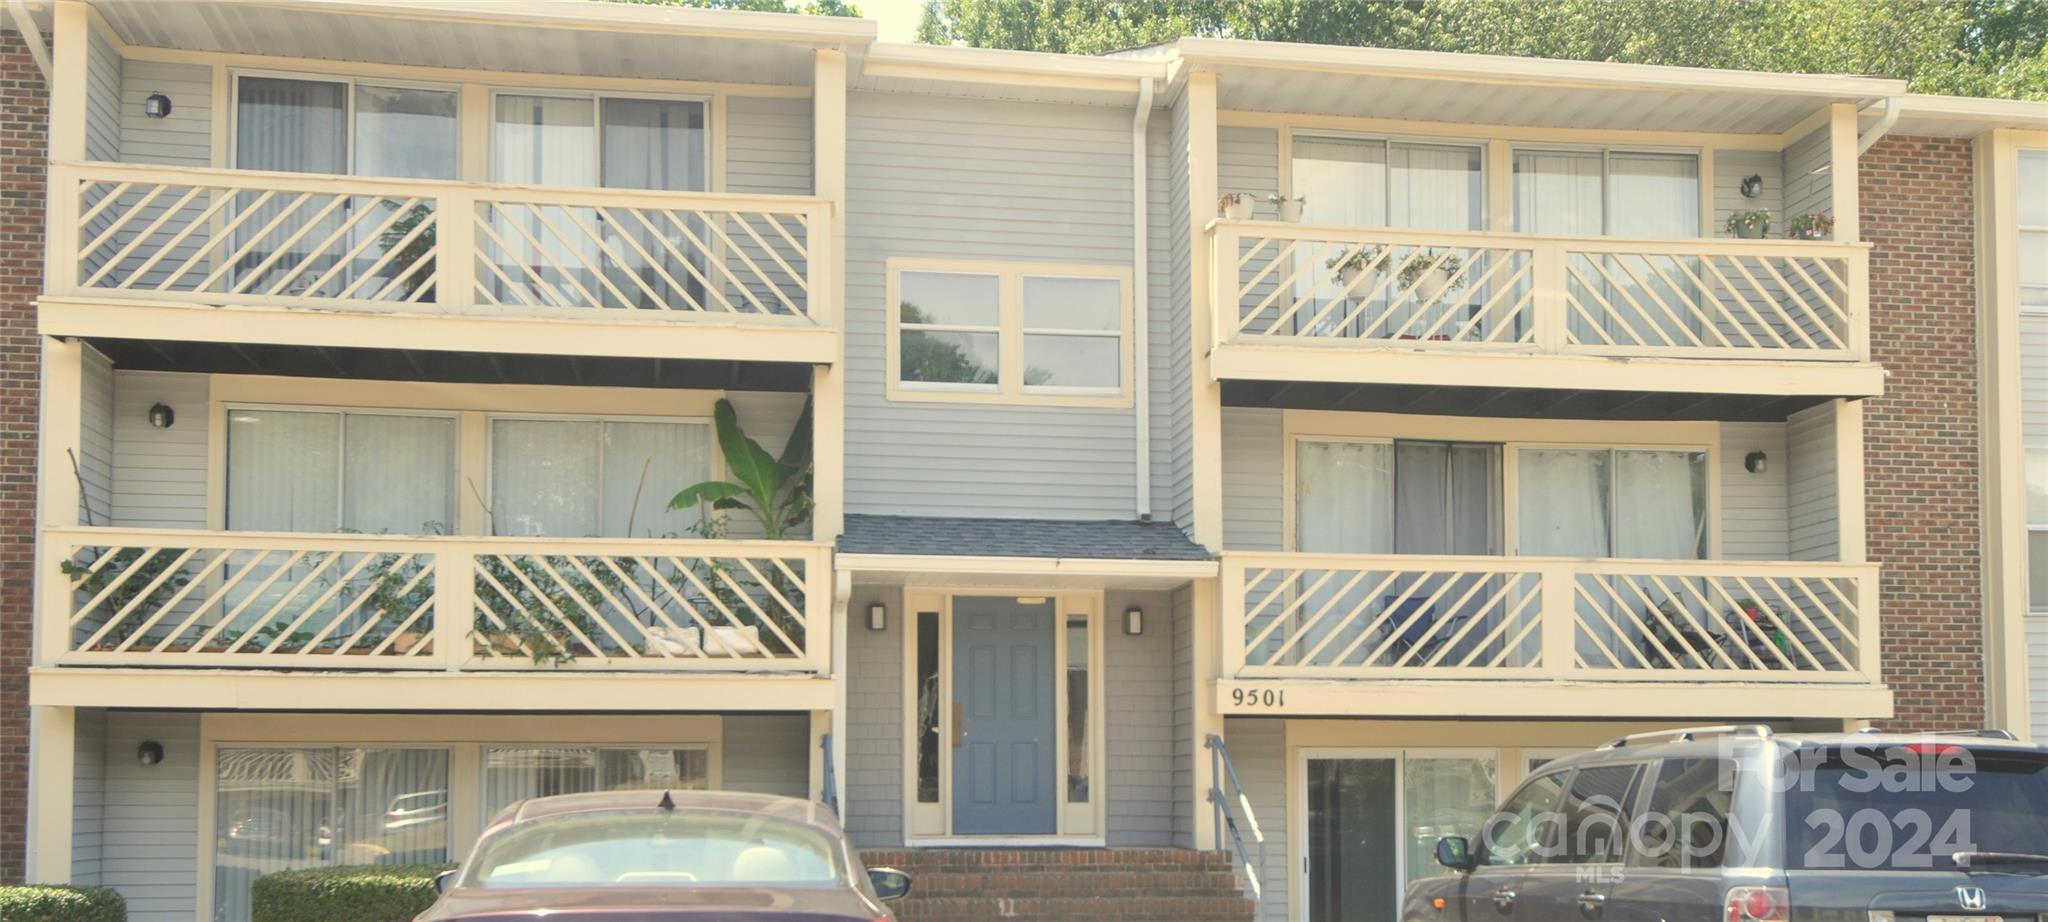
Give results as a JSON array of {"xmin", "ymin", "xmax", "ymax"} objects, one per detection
[{"xmin": 1206, "ymin": 733, "xmax": 1264, "ymax": 902}]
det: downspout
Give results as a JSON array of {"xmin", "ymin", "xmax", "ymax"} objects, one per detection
[
  {"xmin": 1857, "ymin": 96, "xmax": 1901, "ymax": 155},
  {"xmin": 8, "ymin": 0, "xmax": 51, "ymax": 85},
  {"xmin": 1132, "ymin": 75, "xmax": 1155, "ymax": 519}
]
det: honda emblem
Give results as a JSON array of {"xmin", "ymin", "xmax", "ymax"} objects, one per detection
[{"xmin": 1956, "ymin": 886, "xmax": 1988, "ymax": 911}]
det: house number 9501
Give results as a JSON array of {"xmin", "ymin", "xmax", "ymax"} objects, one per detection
[{"xmin": 1231, "ymin": 688, "xmax": 1286, "ymax": 708}]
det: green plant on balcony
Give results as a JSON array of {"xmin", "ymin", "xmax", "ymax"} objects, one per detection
[
  {"xmin": 1786, "ymin": 211, "xmax": 1834, "ymax": 241},
  {"xmin": 60, "ymin": 547, "xmax": 193, "ymax": 651},
  {"xmin": 1726, "ymin": 210, "xmax": 1772, "ymax": 239},
  {"xmin": 377, "ymin": 202, "xmax": 437, "ymax": 302},
  {"xmin": 670, "ymin": 397, "xmax": 815, "ymax": 650},
  {"xmin": 472, "ymin": 554, "xmax": 629, "ymax": 667}
]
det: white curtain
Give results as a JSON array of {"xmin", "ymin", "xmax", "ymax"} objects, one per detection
[
  {"xmin": 1515, "ymin": 151, "xmax": 1605, "ymax": 343},
  {"xmin": 227, "ymin": 409, "xmax": 342, "ymax": 533},
  {"xmin": 235, "ymin": 77, "xmax": 346, "ymax": 175},
  {"xmin": 491, "ymin": 96, "xmax": 598, "ymax": 306},
  {"xmin": 343, "ymin": 414, "xmax": 457, "ymax": 535},
  {"xmin": 600, "ymin": 98, "xmax": 707, "ymax": 192},
  {"xmin": 1389, "ymin": 143, "xmax": 1482, "ymax": 231},
  {"xmin": 481, "ymin": 747, "xmax": 710, "ymax": 818},
  {"xmin": 1613, "ymin": 450, "xmax": 1707, "ymax": 559},
  {"xmin": 1291, "ymin": 137, "xmax": 1385, "ymax": 337},
  {"xmin": 1296, "ymin": 440, "xmax": 1394, "ymax": 553},
  {"xmin": 1608, "ymin": 153, "xmax": 1702, "ymax": 344},
  {"xmin": 353, "ymin": 86, "xmax": 459, "ymax": 181},
  {"xmin": 1515, "ymin": 448, "xmax": 1611, "ymax": 557},
  {"xmin": 213, "ymin": 747, "xmax": 449, "ymax": 922},
  {"xmin": 492, "ymin": 95, "xmax": 597, "ymax": 187},
  {"xmin": 491, "ymin": 418, "xmax": 711, "ymax": 538}
]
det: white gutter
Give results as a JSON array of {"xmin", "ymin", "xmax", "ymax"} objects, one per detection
[
  {"xmin": 1131, "ymin": 75, "xmax": 1155, "ymax": 519},
  {"xmin": 1857, "ymin": 96, "xmax": 1902, "ymax": 155},
  {"xmin": 8, "ymin": 0, "xmax": 50, "ymax": 84}
]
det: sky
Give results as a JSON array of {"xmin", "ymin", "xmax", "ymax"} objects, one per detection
[{"xmin": 861, "ymin": 0, "xmax": 927, "ymax": 42}]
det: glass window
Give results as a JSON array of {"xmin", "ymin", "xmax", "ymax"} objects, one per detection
[
  {"xmin": 915, "ymin": 609, "xmax": 940, "ymax": 804},
  {"xmin": 1295, "ymin": 439, "xmax": 1503, "ymax": 555},
  {"xmin": 354, "ymin": 85, "xmax": 459, "ymax": 180},
  {"xmin": 1307, "ymin": 757, "xmax": 1398, "ymax": 921},
  {"xmin": 488, "ymin": 417, "xmax": 710, "ymax": 538},
  {"xmin": 1296, "ymin": 440, "xmax": 1394, "ymax": 553},
  {"xmin": 481, "ymin": 747, "xmax": 710, "ymax": 819},
  {"xmin": 1630, "ymin": 757, "xmax": 1736, "ymax": 869},
  {"xmin": 898, "ymin": 271, "xmax": 1000, "ymax": 387},
  {"xmin": 1402, "ymin": 756, "xmax": 1497, "ymax": 887},
  {"xmin": 1291, "ymin": 136, "xmax": 1483, "ymax": 231},
  {"xmin": 465, "ymin": 811, "xmax": 839, "ymax": 888},
  {"xmin": 236, "ymin": 77, "xmax": 347, "ymax": 175},
  {"xmin": 1065, "ymin": 612, "xmax": 1090, "ymax": 803},
  {"xmin": 226, "ymin": 408, "xmax": 456, "ymax": 535},
  {"xmin": 1786, "ymin": 747, "xmax": 2048, "ymax": 871},
  {"xmin": 1557, "ymin": 764, "xmax": 1644, "ymax": 864},
  {"xmin": 891, "ymin": 264, "xmax": 1129, "ymax": 401},
  {"xmin": 600, "ymin": 98, "xmax": 708, "ymax": 193},
  {"xmin": 213, "ymin": 746, "xmax": 450, "ymax": 922},
  {"xmin": 1517, "ymin": 447, "xmax": 1706, "ymax": 558},
  {"xmin": 492, "ymin": 94, "xmax": 598, "ymax": 188},
  {"xmin": 2021, "ymin": 150, "xmax": 2047, "ymax": 310},
  {"xmin": 1480, "ymin": 769, "xmax": 1567, "ymax": 866}
]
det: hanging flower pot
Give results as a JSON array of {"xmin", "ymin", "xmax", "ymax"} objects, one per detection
[
  {"xmin": 1218, "ymin": 193, "xmax": 1258, "ymax": 221},
  {"xmin": 1727, "ymin": 210, "xmax": 1771, "ymax": 239}
]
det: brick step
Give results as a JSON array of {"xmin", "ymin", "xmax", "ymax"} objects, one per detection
[{"xmin": 859, "ymin": 849, "xmax": 1254, "ymax": 922}]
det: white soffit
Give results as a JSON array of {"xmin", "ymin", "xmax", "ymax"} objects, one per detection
[
  {"xmin": 90, "ymin": 0, "xmax": 869, "ymax": 85},
  {"xmin": 1883, "ymin": 94, "xmax": 2048, "ymax": 138}
]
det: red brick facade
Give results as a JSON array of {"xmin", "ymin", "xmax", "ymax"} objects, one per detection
[
  {"xmin": 1858, "ymin": 135, "xmax": 1987, "ymax": 733},
  {"xmin": 0, "ymin": 29, "xmax": 43, "ymax": 884}
]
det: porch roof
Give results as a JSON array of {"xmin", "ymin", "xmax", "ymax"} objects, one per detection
[{"xmin": 838, "ymin": 514, "xmax": 1212, "ymax": 562}]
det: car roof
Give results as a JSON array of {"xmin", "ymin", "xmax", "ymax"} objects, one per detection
[
  {"xmin": 1535, "ymin": 729, "xmax": 2048, "ymax": 774},
  {"xmin": 485, "ymin": 789, "xmax": 839, "ymax": 833}
]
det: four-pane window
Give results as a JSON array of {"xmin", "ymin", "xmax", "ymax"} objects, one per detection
[{"xmin": 890, "ymin": 261, "xmax": 1131, "ymax": 405}]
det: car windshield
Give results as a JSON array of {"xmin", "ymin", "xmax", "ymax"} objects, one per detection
[
  {"xmin": 465, "ymin": 811, "xmax": 843, "ymax": 888},
  {"xmin": 1785, "ymin": 746, "xmax": 2048, "ymax": 871}
]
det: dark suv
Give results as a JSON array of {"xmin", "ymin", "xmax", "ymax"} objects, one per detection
[{"xmin": 1404, "ymin": 725, "xmax": 2048, "ymax": 922}]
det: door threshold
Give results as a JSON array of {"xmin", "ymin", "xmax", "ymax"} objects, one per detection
[{"xmin": 903, "ymin": 836, "xmax": 1108, "ymax": 848}]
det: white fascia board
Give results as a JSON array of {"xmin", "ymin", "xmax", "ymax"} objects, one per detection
[{"xmin": 207, "ymin": 0, "xmax": 879, "ymax": 45}]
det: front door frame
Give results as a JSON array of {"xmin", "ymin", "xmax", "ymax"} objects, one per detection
[
  {"xmin": 1293, "ymin": 746, "xmax": 1503, "ymax": 922},
  {"xmin": 901, "ymin": 588, "xmax": 1106, "ymax": 845}
]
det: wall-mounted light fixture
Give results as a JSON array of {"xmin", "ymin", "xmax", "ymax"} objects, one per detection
[
  {"xmin": 144, "ymin": 92, "xmax": 173, "ymax": 119},
  {"xmin": 867, "ymin": 602, "xmax": 887, "ymax": 632},
  {"xmin": 147, "ymin": 402, "xmax": 175, "ymax": 429},
  {"xmin": 137, "ymin": 740, "xmax": 164, "ymax": 767},
  {"xmin": 1745, "ymin": 450, "xmax": 1769, "ymax": 474},
  {"xmin": 1124, "ymin": 607, "xmax": 1144, "ymax": 636},
  {"xmin": 1740, "ymin": 174, "xmax": 1764, "ymax": 198}
]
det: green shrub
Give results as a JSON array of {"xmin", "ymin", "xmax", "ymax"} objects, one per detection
[
  {"xmin": 0, "ymin": 885, "xmax": 125, "ymax": 922},
  {"xmin": 250, "ymin": 864, "xmax": 456, "ymax": 922}
]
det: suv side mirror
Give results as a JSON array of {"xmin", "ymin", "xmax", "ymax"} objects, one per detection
[
  {"xmin": 433, "ymin": 869, "xmax": 458, "ymax": 894},
  {"xmin": 1435, "ymin": 836, "xmax": 1477, "ymax": 872},
  {"xmin": 868, "ymin": 867, "xmax": 912, "ymax": 902}
]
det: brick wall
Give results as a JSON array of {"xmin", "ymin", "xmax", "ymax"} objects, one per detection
[
  {"xmin": 1859, "ymin": 135, "xmax": 1985, "ymax": 733},
  {"xmin": 0, "ymin": 28, "xmax": 42, "ymax": 883}
]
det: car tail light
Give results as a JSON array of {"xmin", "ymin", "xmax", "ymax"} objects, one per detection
[
  {"xmin": 1725, "ymin": 886, "xmax": 1789, "ymax": 922},
  {"xmin": 1902, "ymin": 742, "xmax": 1964, "ymax": 756}
]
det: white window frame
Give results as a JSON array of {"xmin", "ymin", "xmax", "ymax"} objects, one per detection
[
  {"xmin": 481, "ymin": 411, "xmax": 719, "ymax": 539},
  {"xmin": 221, "ymin": 403, "xmax": 461, "ymax": 534},
  {"xmin": 885, "ymin": 257, "xmax": 1135, "ymax": 408},
  {"xmin": 228, "ymin": 69, "xmax": 463, "ymax": 178}
]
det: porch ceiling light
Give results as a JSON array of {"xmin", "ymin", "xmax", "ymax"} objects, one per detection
[
  {"xmin": 1124, "ymin": 607, "xmax": 1144, "ymax": 636},
  {"xmin": 868, "ymin": 602, "xmax": 887, "ymax": 632},
  {"xmin": 1745, "ymin": 451, "xmax": 1768, "ymax": 474},
  {"xmin": 137, "ymin": 740, "xmax": 163, "ymax": 767},
  {"xmin": 147, "ymin": 402, "xmax": 175, "ymax": 429}
]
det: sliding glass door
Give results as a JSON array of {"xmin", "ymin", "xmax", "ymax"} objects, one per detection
[
  {"xmin": 1515, "ymin": 149, "xmax": 1701, "ymax": 345},
  {"xmin": 1302, "ymin": 749, "xmax": 1499, "ymax": 922}
]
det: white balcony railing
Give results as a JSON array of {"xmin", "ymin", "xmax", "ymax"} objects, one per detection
[
  {"xmin": 39, "ymin": 527, "xmax": 833, "ymax": 674},
  {"xmin": 1210, "ymin": 220, "xmax": 1869, "ymax": 362},
  {"xmin": 51, "ymin": 161, "xmax": 834, "ymax": 325},
  {"xmin": 1221, "ymin": 552, "xmax": 1879, "ymax": 683}
]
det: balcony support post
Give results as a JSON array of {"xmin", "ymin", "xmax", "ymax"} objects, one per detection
[
  {"xmin": 1187, "ymin": 71, "xmax": 1224, "ymax": 549},
  {"xmin": 810, "ymin": 48, "xmax": 846, "ymax": 541},
  {"xmin": 1538, "ymin": 565, "xmax": 1576, "ymax": 677},
  {"xmin": 25, "ymin": 705, "xmax": 76, "ymax": 884},
  {"xmin": 1189, "ymin": 579, "xmax": 1223, "ymax": 851},
  {"xmin": 435, "ymin": 186, "xmax": 477, "ymax": 311},
  {"xmin": 434, "ymin": 550, "xmax": 474, "ymax": 672},
  {"xmin": 1829, "ymin": 102, "xmax": 1861, "ymax": 243},
  {"xmin": 1531, "ymin": 243, "xmax": 1568, "ymax": 353},
  {"xmin": 37, "ymin": 338, "xmax": 85, "ymax": 669}
]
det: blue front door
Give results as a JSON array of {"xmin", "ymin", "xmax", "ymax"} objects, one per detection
[{"xmin": 951, "ymin": 596, "xmax": 1057, "ymax": 835}]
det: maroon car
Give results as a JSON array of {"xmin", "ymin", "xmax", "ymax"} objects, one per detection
[{"xmin": 418, "ymin": 790, "xmax": 910, "ymax": 922}]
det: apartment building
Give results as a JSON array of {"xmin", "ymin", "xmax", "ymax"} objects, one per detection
[{"xmin": 9, "ymin": 2, "xmax": 2048, "ymax": 921}]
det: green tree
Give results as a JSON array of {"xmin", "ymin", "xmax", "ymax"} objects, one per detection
[{"xmin": 914, "ymin": 0, "xmax": 2047, "ymax": 100}]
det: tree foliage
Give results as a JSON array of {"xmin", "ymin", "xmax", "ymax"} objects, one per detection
[
  {"xmin": 609, "ymin": 0, "xmax": 862, "ymax": 16},
  {"xmin": 914, "ymin": 0, "xmax": 2048, "ymax": 100}
]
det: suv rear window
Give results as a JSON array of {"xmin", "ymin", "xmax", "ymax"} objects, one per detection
[{"xmin": 1785, "ymin": 746, "xmax": 2048, "ymax": 870}]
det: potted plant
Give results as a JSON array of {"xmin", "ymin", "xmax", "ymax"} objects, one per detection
[
  {"xmin": 1217, "ymin": 193, "xmax": 1258, "ymax": 221},
  {"xmin": 1726, "ymin": 210, "xmax": 1771, "ymax": 239},
  {"xmin": 1268, "ymin": 193, "xmax": 1305, "ymax": 223},
  {"xmin": 1397, "ymin": 250, "xmax": 1465, "ymax": 301},
  {"xmin": 1786, "ymin": 211, "xmax": 1834, "ymax": 241},
  {"xmin": 1326, "ymin": 247, "xmax": 1384, "ymax": 287}
]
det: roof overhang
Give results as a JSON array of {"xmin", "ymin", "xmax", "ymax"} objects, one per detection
[
  {"xmin": 1883, "ymin": 94, "xmax": 2048, "ymax": 138},
  {"xmin": 1170, "ymin": 36, "xmax": 1908, "ymax": 135},
  {"xmin": 87, "ymin": 0, "xmax": 873, "ymax": 85},
  {"xmin": 837, "ymin": 553, "xmax": 1216, "ymax": 591},
  {"xmin": 853, "ymin": 41, "xmax": 1165, "ymax": 107}
]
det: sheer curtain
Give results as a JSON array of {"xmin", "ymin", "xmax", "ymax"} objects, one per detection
[
  {"xmin": 234, "ymin": 77, "xmax": 346, "ymax": 295},
  {"xmin": 601, "ymin": 421, "xmax": 710, "ymax": 538},
  {"xmin": 481, "ymin": 747, "xmax": 710, "ymax": 817},
  {"xmin": 491, "ymin": 95, "xmax": 598, "ymax": 305},
  {"xmin": 1515, "ymin": 449, "xmax": 1611, "ymax": 557},
  {"xmin": 1515, "ymin": 151, "xmax": 1604, "ymax": 343},
  {"xmin": 1613, "ymin": 450, "xmax": 1707, "ymax": 559},
  {"xmin": 227, "ymin": 409, "xmax": 455, "ymax": 534},
  {"xmin": 490, "ymin": 418, "xmax": 711, "ymax": 538},
  {"xmin": 1607, "ymin": 153, "xmax": 1702, "ymax": 345},
  {"xmin": 1291, "ymin": 137, "xmax": 1385, "ymax": 336},
  {"xmin": 342, "ymin": 414, "xmax": 457, "ymax": 535},
  {"xmin": 213, "ymin": 747, "xmax": 448, "ymax": 922},
  {"xmin": 353, "ymin": 86, "xmax": 459, "ymax": 181},
  {"xmin": 1297, "ymin": 440, "xmax": 1393, "ymax": 553}
]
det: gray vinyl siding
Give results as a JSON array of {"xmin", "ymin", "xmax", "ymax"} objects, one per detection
[
  {"xmin": 2032, "ymin": 617, "xmax": 2048, "ymax": 742},
  {"xmin": 1720, "ymin": 421, "xmax": 1789, "ymax": 560},
  {"xmin": 1148, "ymin": 110, "xmax": 1178, "ymax": 518},
  {"xmin": 721, "ymin": 391, "xmax": 810, "ymax": 539},
  {"xmin": 120, "ymin": 61, "xmax": 212, "ymax": 166},
  {"xmin": 80, "ymin": 347, "xmax": 116, "ymax": 527},
  {"xmin": 843, "ymin": 584, "xmax": 905, "ymax": 847},
  {"xmin": 725, "ymin": 96, "xmax": 813, "ymax": 196},
  {"xmin": 1171, "ymin": 583, "xmax": 1196, "ymax": 848},
  {"xmin": 1222, "ymin": 716, "xmax": 1288, "ymax": 922},
  {"xmin": 98, "ymin": 712, "xmax": 202, "ymax": 922},
  {"xmin": 721, "ymin": 714, "xmax": 810, "ymax": 798},
  {"xmin": 842, "ymin": 92, "xmax": 1139, "ymax": 519},
  {"xmin": 72, "ymin": 710, "xmax": 108, "ymax": 886},
  {"xmin": 1783, "ymin": 126, "xmax": 1833, "ymax": 233},
  {"xmin": 1168, "ymin": 94, "xmax": 1196, "ymax": 530},
  {"xmin": 1218, "ymin": 125, "xmax": 1280, "ymax": 216},
  {"xmin": 1712, "ymin": 148, "xmax": 1783, "ymax": 238},
  {"xmin": 85, "ymin": 28, "xmax": 123, "ymax": 162},
  {"xmin": 1786, "ymin": 401, "xmax": 1840, "ymax": 561},
  {"xmin": 112, "ymin": 371, "xmax": 209, "ymax": 529},
  {"xmin": 1222, "ymin": 407, "xmax": 1285, "ymax": 551},
  {"xmin": 2023, "ymin": 317, "xmax": 2048, "ymax": 737},
  {"xmin": 1105, "ymin": 589, "xmax": 1176, "ymax": 846}
]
